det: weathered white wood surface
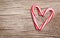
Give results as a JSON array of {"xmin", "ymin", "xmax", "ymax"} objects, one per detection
[{"xmin": 0, "ymin": 0, "xmax": 60, "ymax": 38}]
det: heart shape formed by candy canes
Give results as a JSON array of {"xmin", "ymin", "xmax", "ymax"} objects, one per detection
[{"xmin": 31, "ymin": 4, "xmax": 55, "ymax": 31}]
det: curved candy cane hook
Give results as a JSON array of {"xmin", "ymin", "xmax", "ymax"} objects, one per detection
[{"xmin": 31, "ymin": 4, "xmax": 55, "ymax": 31}]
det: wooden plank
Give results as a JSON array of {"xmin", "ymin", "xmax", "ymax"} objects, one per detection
[{"xmin": 0, "ymin": 0, "xmax": 60, "ymax": 38}]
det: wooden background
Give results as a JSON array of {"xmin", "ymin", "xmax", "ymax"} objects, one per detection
[{"xmin": 0, "ymin": 0, "xmax": 60, "ymax": 38}]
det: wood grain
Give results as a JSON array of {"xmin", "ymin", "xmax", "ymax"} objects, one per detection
[{"xmin": 0, "ymin": 0, "xmax": 60, "ymax": 38}]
